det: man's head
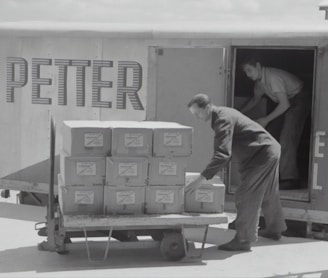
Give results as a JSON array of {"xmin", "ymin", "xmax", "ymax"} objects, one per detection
[
  {"xmin": 240, "ymin": 55, "xmax": 263, "ymax": 81},
  {"xmin": 188, "ymin": 93, "xmax": 212, "ymax": 122}
]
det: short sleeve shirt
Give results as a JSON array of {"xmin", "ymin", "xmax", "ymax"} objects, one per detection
[{"xmin": 255, "ymin": 67, "xmax": 303, "ymax": 103}]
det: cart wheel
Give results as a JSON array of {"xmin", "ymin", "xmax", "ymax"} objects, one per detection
[
  {"xmin": 160, "ymin": 232, "xmax": 186, "ymax": 261},
  {"xmin": 151, "ymin": 231, "xmax": 164, "ymax": 241},
  {"xmin": 56, "ymin": 248, "xmax": 69, "ymax": 255},
  {"xmin": 37, "ymin": 241, "xmax": 49, "ymax": 251},
  {"xmin": 56, "ymin": 243, "xmax": 69, "ymax": 255},
  {"xmin": 64, "ymin": 237, "xmax": 72, "ymax": 244}
]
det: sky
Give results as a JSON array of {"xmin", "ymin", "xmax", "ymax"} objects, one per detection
[{"xmin": 0, "ymin": 0, "xmax": 326, "ymax": 25}]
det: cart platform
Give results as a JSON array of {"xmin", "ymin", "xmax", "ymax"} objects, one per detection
[
  {"xmin": 62, "ymin": 213, "xmax": 228, "ymax": 230},
  {"xmin": 56, "ymin": 213, "xmax": 228, "ymax": 262}
]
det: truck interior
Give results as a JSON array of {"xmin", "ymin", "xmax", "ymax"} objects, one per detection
[{"xmin": 230, "ymin": 47, "xmax": 316, "ymax": 202}]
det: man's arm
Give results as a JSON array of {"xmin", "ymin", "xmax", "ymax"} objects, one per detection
[
  {"xmin": 240, "ymin": 84, "xmax": 264, "ymax": 115},
  {"xmin": 201, "ymin": 112, "xmax": 233, "ymax": 180},
  {"xmin": 256, "ymin": 92, "xmax": 290, "ymax": 128},
  {"xmin": 185, "ymin": 173, "xmax": 205, "ymax": 193},
  {"xmin": 185, "ymin": 114, "xmax": 232, "ymax": 193}
]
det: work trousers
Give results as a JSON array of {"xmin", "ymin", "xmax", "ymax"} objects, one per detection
[
  {"xmin": 234, "ymin": 145, "xmax": 287, "ymax": 242},
  {"xmin": 279, "ymin": 89, "xmax": 311, "ymax": 180}
]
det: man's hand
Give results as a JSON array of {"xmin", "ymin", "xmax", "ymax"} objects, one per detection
[
  {"xmin": 185, "ymin": 174, "xmax": 204, "ymax": 194},
  {"xmin": 256, "ymin": 117, "xmax": 269, "ymax": 128}
]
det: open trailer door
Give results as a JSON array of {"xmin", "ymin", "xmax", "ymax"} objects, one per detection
[{"xmin": 148, "ymin": 47, "xmax": 227, "ymax": 173}]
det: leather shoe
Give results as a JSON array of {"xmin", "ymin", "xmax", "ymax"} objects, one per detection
[
  {"xmin": 258, "ymin": 230, "xmax": 281, "ymax": 240},
  {"xmin": 218, "ymin": 237, "xmax": 251, "ymax": 251}
]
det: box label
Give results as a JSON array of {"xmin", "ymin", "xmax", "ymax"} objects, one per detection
[
  {"xmin": 118, "ymin": 162, "xmax": 138, "ymax": 176},
  {"xmin": 164, "ymin": 132, "xmax": 182, "ymax": 146},
  {"xmin": 159, "ymin": 162, "xmax": 177, "ymax": 176},
  {"xmin": 116, "ymin": 191, "xmax": 136, "ymax": 204},
  {"xmin": 195, "ymin": 189, "xmax": 214, "ymax": 203},
  {"xmin": 76, "ymin": 161, "xmax": 97, "ymax": 175},
  {"xmin": 124, "ymin": 133, "xmax": 144, "ymax": 147},
  {"xmin": 155, "ymin": 190, "xmax": 175, "ymax": 204},
  {"xmin": 74, "ymin": 191, "xmax": 95, "ymax": 204},
  {"xmin": 84, "ymin": 133, "xmax": 104, "ymax": 147}
]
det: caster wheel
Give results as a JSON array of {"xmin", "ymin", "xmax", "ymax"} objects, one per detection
[
  {"xmin": 56, "ymin": 242, "xmax": 69, "ymax": 255},
  {"xmin": 37, "ymin": 241, "xmax": 49, "ymax": 251},
  {"xmin": 38, "ymin": 227, "xmax": 47, "ymax": 237},
  {"xmin": 64, "ymin": 237, "xmax": 72, "ymax": 244},
  {"xmin": 160, "ymin": 233, "xmax": 186, "ymax": 261},
  {"xmin": 56, "ymin": 248, "xmax": 69, "ymax": 255},
  {"xmin": 151, "ymin": 231, "xmax": 164, "ymax": 241},
  {"xmin": 1, "ymin": 190, "xmax": 10, "ymax": 198}
]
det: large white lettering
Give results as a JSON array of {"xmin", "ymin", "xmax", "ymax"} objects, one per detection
[{"xmin": 312, "ymin": 131, "xmax": 326, "ymax": 190}]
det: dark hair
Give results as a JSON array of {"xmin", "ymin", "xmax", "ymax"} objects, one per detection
[
  {"xmin": 240, "ymin": 54, "xmax": 263, "ymax": 68},
  {"xmin": 187, "ymin": 93, "xmax": 211, "ymax": 108}
]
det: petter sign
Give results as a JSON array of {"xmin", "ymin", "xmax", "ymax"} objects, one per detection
[
  {"xmin": 0, "ymin": 36, "xmax": 148, "ymax": 178},
  {"xmin": 6, "ymin": 57, "xmax": 144, "ymax": 110}
]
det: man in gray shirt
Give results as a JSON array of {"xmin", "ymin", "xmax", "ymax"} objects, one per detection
[{"xmin": 240, "ymin": 55, "xmax": 311, "ymax": 189}]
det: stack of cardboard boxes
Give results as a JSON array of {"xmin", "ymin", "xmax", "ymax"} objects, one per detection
[
  {"xmin": 143, "ymin": 121, "xmax": 192, "ymax": 214},
  {"xmin": 104, "ymin": 121, "xmax": 152, "ymax": 215},
  {"xmin": 59, "ymin": 121, "xmax": 111, "ymax": 215},
  {"xmin": 58, "ymin": 120, "xmax": 225, "ymax": 216}
]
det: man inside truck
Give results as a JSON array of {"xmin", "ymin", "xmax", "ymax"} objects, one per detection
[
  {"xmin": 186, "ymin": 93, "xmax": 286, "ymax": 251},
  {"xmin": 240, "ymin": 55, "xmax": 311, "ymax": 190}
]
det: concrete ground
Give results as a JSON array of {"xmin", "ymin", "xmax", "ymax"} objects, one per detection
[{"xmin": 0, "ymin": 192, "xmax": 328, "ymax": 278}]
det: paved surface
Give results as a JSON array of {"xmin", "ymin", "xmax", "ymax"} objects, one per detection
[{"xmin": 0, "ymin": 193, "xmax": 328, "ymax": 278}]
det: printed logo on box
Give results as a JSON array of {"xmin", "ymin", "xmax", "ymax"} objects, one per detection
[
  {"xmin": 76, "ymin": 161, "xmax": 97, "ymax": 176},
  {"xmin": 124, "ymin": 133, "xmax": 144, "ymax": 148},
  {"xmin": 116, "ymin": 191, "xmax": 136, "ymax": 204},
  {"xmin": 74, "ymin": 191, "xmax": 95, "ymax": 205},
  {"xmin": 164, "ymin": 132, "xmax": 182, "ymax": 146},
  {"xmin": 118, "ymin": 162, "xmax": 138, "ymax": 176},
  {"xmin": 84, "ymin": 133, "xmax": 104, "ymax": 147},
  {"xmin": 159, "ymin": 162, "xmax": 177, "ymax": 176},
  {"xmin": 155, "ymin": 190, "xmax": 174, "ymax": 204},
  {"xmin": 195, "ymin": 189, "xmax": 214, "ymax": 203}
]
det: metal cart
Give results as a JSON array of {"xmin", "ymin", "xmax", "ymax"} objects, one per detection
[
  {"xmin": 36, "ymin": 117, "xmax": 228, "ymax": 261},
  {"xmin": 56, "ymin": 213, "xmax": 227, "ymax": 261}
]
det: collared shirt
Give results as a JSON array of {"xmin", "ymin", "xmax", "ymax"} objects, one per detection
[{"xmin": 255, "ymin": 67, "xmax": 303, "ymax": 103}]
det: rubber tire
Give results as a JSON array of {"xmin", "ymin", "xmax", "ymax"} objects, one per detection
[
  {"xmin": 160, "ymin": 232, "xmax": 186, "ymax": 261},
  {"xmin": 151, "ymin": 231, "xmax": 164, "ymax": 241}
]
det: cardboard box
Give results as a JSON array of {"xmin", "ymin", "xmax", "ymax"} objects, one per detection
[
  {"xmin": 104, "ymin": 186, "xmax": 145, "ymax": 215},
  {"xmin": 58, "ymin": 174, "xmax": 104, "ymax": 215},
  {"xmin": 184, "ymin": 183, "xmax": 225, "ymax": 213},
  {"xmin": 142, "ymin": 121, "xmax": 193, "ymax": 157},
  {"xmin": 62, "ymin": 121, "xmax": 111, "ymax": 157},
  {"xmin": 60, "ymin": 152, "xmax": 106, "ymax": 186},
  {"xmin": 185, "ymin": 172, "xmax": 223, "ymax": 185},
  {"xmin": 148, "ymin": 157, "xmax": 187, "ymax": 185},
  {"xmin": 109, "ymin": 121, "xmax": 153, "ymax": 156},
  {"xmin": 145, "ymin": 185, "xmax": 184, "ymax": 214},
  {"xmin": 106, "ymin": 156, "xmax": 148, "ymax": 186}
]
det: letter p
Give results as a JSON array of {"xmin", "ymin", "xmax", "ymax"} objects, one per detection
[{"xmin": 6, "ymin": 57, "xmax": 28, "ymax": 102}]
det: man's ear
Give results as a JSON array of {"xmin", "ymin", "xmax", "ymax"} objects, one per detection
[
  {"xmin": 205, "ymin": 103, "xmax": 211, "ymax": 113},
  {"xmin": 256, "ymin": 62, "xmax": 262, "ymax": 70}
]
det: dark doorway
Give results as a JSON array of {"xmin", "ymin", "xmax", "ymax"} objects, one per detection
[{"xmin": 231, "ymin": 47, "xmax": 315, "ymax": 201}]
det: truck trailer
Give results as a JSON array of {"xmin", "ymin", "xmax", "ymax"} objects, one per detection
[{"xmin": 0, "ymin": 21, "xmax": 327, "ymax": 237}]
